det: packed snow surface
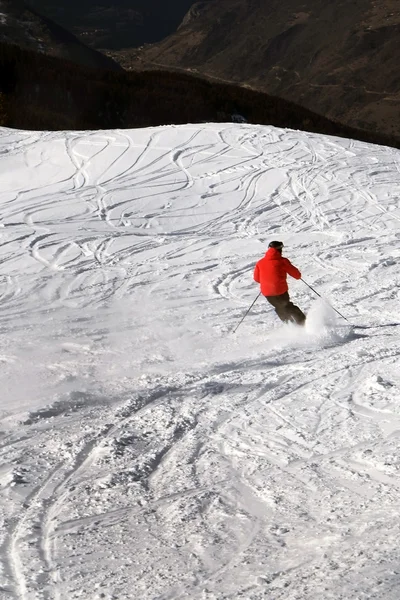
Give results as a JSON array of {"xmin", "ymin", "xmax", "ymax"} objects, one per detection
[{"xmin": 1, "ymin": 123, "xmax": 400, "ymax": 600}]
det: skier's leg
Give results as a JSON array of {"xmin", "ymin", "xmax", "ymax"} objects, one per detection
[
  {"xmin": 286, "ymin": 300, "xmax": 306, "ymax": 325},
  {"xmin": 265, "ymin": 293, "xmax": 291, "ymax": 323}
]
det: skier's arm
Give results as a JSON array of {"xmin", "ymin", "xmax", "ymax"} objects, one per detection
[
  {"xmin": 283, "ymin": 258, "xmax": 301, "ymax": 280},
  {"xmin": 253, "ymin": 263, "xmax": 260, "ymax": 283}
]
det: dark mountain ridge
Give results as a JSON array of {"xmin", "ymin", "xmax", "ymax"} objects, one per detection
[{"xmin": 0, "ymin": 0, "xmax": 121, "ymax": 70}]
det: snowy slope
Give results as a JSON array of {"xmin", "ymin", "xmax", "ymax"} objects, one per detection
[{"xmin": 1, "ymin": 123, "xmax": 400, "ymax": 600}]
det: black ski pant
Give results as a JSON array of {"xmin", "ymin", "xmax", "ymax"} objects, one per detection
[{"xmin": 265, "ymin": 291, "xmax": 306, "ymax": 325}]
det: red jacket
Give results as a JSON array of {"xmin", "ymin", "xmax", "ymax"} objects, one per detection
[{"xmin": 254, "ymin": 248, "xmax": 301, "ymax": 296}]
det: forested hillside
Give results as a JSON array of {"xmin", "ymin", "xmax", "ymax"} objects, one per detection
[{"xmin": 1, "ymin": 41, "xmax": 399, "ymax": 151}]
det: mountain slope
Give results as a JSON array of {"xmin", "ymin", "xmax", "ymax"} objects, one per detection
[
  {"xmin": 1, "ymin": 122, "xmax": 400, "ymax": 599},
  {"xmin": 0, "ymin": 0, "xmax": 121, "ymax": 70},
  {"xmin": 128, "ymin": 0, "xmax": 400, "ymax": 139},
  {"xmin": 21, "ymin": 1, "xmax": 400, "ymax": 139}
]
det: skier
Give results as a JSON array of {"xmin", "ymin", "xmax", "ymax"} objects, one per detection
[{"xmin": 254, "ymin": 241, "xmax": 306, "ymax": 325}]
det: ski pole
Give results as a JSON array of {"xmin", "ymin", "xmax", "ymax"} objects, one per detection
[
  {"xmin": 232, "ymin": 292, "xmax": 261, "ymax": 333},
  {"xmin": 301, "ymin": 278, "xmax": 350, "ymax": 323}
]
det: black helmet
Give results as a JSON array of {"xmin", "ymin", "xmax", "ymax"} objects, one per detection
[{"xmin": 268, "ymin": 240, "xmax": 284, "ymax": 250}]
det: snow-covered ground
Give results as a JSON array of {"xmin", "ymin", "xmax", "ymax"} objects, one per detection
[{"xmin": 1, "ymin": 123, "xmax": 400, "ymax": 600}]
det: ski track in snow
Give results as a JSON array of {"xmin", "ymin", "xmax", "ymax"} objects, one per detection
[{"xmin": 1, "ymin": 123, "xmax": 400, "ymax": 599}]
